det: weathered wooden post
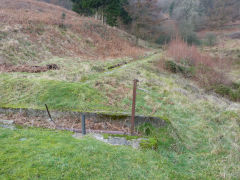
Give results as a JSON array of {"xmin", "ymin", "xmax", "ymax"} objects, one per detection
[
  {"xmin": 82, "ymin": 114, "xmax": 86, "ymax": 135},
  {"xmin": 131, "ymin": 79, "xmax": 139, "ymax": 135}
]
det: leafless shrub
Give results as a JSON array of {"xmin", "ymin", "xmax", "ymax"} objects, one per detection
[{"xmin": 166, "ymin": 37, "xmax": 232, "ymax": 87}]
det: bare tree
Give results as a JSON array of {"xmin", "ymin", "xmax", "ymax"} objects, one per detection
[{"xmin": 125, "ymin": 0, "xmax": 168, "ymax": 44}]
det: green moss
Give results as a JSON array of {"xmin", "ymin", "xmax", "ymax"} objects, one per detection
[
  {"xmin": 165, "ymin": 60, "xmax": 194, "ymax": 77},
  {"xmin": 102, "ymin": 133, "xmax": 109, "ymax": 139},
  {"xmin": 140, "ymin": 138, "xmax": 158, "ymax": 150},
  {"xmin": 80, "ymin": 75, "xmax": 88, "ymax": 82},
  {"xmin": 214, "ymin": 84, "xmax": 240, "ymax": 101},
  {"xmin": 0, "ymin": 75, "xmax": 110, "ymax": 112},
  {"xmin": 137, "ymin": 122, "xmax": 154, "ymax": 136}
]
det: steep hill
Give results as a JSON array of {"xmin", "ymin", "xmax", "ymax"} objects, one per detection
[{"xmin": 0, "ymin": 0, "xmax": 146, "ymax": 65}]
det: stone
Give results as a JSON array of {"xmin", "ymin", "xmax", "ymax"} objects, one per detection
[
  {"xmin": 91, "ymin": 133, "xmax": 146, "ymax": 149},
  {"xmin": 0, "ymin": 120, "xmax": 15, "ymax": 130},
  {"xmin": 0, "ymin": 120, "xmax": 14, "ymax": 125},
  {"xmin": 0, "ymin": 124, "xmax": 16, "ymax": 130}
]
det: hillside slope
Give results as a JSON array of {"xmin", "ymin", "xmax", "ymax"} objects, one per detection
[
  {"xmin": 0, "ymin": 0, "xmax": 240, "ymax": 179},
  {"xmin": 0, "ymin": 0, "xmax": 145, "ymax": 65},
  {"xmin": 37, "ymin": 0, "xmax": 72, "ymax": 9},
  {"xmin": 1, "ymin": 51, "xmax": 240, "ymax": 178}
]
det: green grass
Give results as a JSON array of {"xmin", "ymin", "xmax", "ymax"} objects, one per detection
[
  {"xmin": 0, "ymin": 53, "xmax": 161, "ymax": 114},
  {"xmin": 1, "ymin": 123, "xmax": 239, "ymax": 179},
  {"xmin": 0, "ymin": 53, "xmax": 240, "ymax": 178},
  {"xmin": 214, "ymin": 84, "xmax": 240, "ymax": 101},
  {"xmin": 0, "ymin": 127, "xmax": 190, "ymax": 180}
]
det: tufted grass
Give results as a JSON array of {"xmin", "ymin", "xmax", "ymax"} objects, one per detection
[
  {"xmin": 0, "ymin": 53, "xmax": 239, "ymax": 179},
  {"xmin": 0, "ymin": 127, "xmax": 190, "ymax": 180}
]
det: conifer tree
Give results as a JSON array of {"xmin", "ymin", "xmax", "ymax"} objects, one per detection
[{"xmin": 71, "ymin": 0, "xmax": 131, "ymax": 26}]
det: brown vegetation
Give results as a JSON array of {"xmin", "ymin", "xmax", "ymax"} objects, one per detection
[
  {"xmin": 162, "ymin": 38, "xmax": 240, "ymax": 102},
  {"xmin": 165, "ymin": 38, "xmax": 230, "ymax": 87},
  {"xmin": 0, "ymin": 0, "xmax": 146, "ymax": 64},
  {"xmin": 37, "ymin": 0, "xmax": 72, "ymax": 9}
]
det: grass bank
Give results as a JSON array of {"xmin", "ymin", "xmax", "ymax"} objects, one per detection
[
  {"xmin": 0, "ymin": 127, "xmax": 189, "ymax": 179},
  {"xmin": 0, "ymin": 53, "xmax": 239, "ymax": 178}
]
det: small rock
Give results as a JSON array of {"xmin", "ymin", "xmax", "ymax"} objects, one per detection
[
  {"xmin": 92, "ymin": 134, "xmax": 146, "ymax": 149},
  {"xmin": 19, "ymin": 138, "xmax": 27, "ymax": 141},
  {"xmin": 107, "ymin": 137, "xmax": 128, "ymax": 146},
  {"xmin": 0, "ymin": 120, "xmax": 14, "ymax": 125},
  {"xmin": 0, "ymin": 124, "xmax": 16, "ymax": 130}
]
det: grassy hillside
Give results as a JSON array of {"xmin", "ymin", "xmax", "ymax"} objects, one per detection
[
  {"xmin": 1, "ymin": 51, "xmax": 240, "ymax": 178},
  {"xmin": 0, "ymin": 127, "xmax": 194, "ymax": 179},
  {"xmin": 0, "ymin": 115, "xmax": 239, "ymax": 179},
  {"xmin": 37, "ymin": 0, "xmax": 72, "ymax": 9},
  {"xmin": 0, "ymin": 0, "xmax": 146, "ymax": 65},
  {"xmin": 0, "ymin": 0, "xmax": 240, "ymax": 179}
]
